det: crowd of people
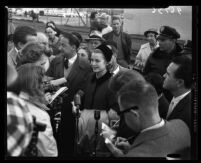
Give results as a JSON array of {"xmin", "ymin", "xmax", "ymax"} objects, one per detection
[{"xmin": 7, "ymin": 11, "xmax": 194, "ymax": 159}]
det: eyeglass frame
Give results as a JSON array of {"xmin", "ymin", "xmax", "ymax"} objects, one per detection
[{"xmin": 119, "ymin": 106, "xmax": 139, "ymax": 116}]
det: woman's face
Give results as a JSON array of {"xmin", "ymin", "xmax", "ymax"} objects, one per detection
[
  {"xmin": 78, "ymin": 48, "xmax": 89, "ymax": 60},
  {"xmin": 46, "ymin": 27, "xmax": 56, "ymax": 40},
  {"xmin": 35, "ymin": 54, "xmax": 50, "ymax": 72},
  {"xmin": 90, "ymin": 52, "xmax": 107, "ymax": 73}
]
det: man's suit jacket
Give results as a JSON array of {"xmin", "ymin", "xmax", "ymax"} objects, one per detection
[
  {"xmin": 167, "ymin": 92, "xmax": 191, "ymax": 130},
  {"xmin": 7, "ymin": 47, "xmax": 18, "ymax": 68},
  {"xmin": 103, "ymin": 31, "xmax": 132, "ymax": 65},
  {"xmin": 46, "ymin": 55, "xmax": 92, "ymax": 101},
  {"xmin": 124, "ymin": 119, "xmax": 191, "ymax": 158},
  {"xmin": 46, "ymin": 55, "xmax": 92, "ymax": 158}
]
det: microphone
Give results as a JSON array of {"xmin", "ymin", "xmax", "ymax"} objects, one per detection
[
  {"xmin": 74, "ymin": 93, "xmax": 81, "ymax": 118},
  {"xmin": 94, "ymin": 110, "xmax": 101, "ymax": 121},
  {"xmin": 74, "ymin": 93, "xmax": 81, "ymax": 107}
]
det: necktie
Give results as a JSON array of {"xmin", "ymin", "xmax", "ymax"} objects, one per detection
[
  {"xmin": 64, "ymin": 57, "xmax": 69, "ymax": 69},
  {"xmin": 166, "ymin": 100, "xmax": 174, "ymax": 119}
]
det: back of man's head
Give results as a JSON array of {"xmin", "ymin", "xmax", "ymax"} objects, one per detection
[
  {"xmin": 118, "ymin": 80, "xmax": 159, "ymax": 117},
  {"xmin": 109, "ymin": 69, "xmax": 146, "ymax": 95},
  {"xmin": 172, "ymin": 55, "xmax": 192, "ymax": 89},
  {"xmin": 13, "ymin": 26, "xmax": 37, "ymax": 47}
]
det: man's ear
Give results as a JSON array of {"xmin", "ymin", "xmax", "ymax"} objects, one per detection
[
  {"xmin": 131, "ymin": 110, "xmax": 139, "ymax": 118},
  {"xmin": 177, "ymin": 79, "xmax": 185, "ymax": 88},
  {"xmin": 72, "ymin": 44, "xmax": 77, "ymax": 51}
]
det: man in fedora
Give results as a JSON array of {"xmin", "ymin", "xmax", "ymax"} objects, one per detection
[
  {"xmin": 134, "ymin": 28, "xmax": 159, "ymax": 72},
  {"xmin": 85, "ymin": 30, "xmax": 105, "ymax": 53}
]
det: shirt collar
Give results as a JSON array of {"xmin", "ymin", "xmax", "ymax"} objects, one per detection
[
  {"xmin": 141, "ymin": 118, "xmax": 165, "ymax": 133},
  {"xmin": 14, "ymin": 47, "xmax": 19, "ymax": 54},
  {"xmin": 68, "ymin": 54, "xmax": 77, "ymax": 66},
  {"xmin": 112, "ymin": 65, "xmax": 120, "ymax": 76},
  {"xmin": 172, "ymin": 90, "xmax": 191, "ymax": 104}
]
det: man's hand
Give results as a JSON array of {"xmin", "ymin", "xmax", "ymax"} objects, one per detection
[
  {"xmin": 114, "ymin": 137, "xmax": 131, "ymax": 152},
  {"xmin": 105, "ymin": 138, "xmax": 124, "ymax": 157},
  {"xmin": 45, "ymin": 92, "xmax": 52, "ymax": 103},
  {"xmin": 71, "ymin": 101, "xmax": 81, "ymax": 116}
]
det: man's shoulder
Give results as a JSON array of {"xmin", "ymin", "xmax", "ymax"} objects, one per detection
[
  {"xmin": 103, "ymin": 31, "xmax": 113, "ymax": 38},
  {"xmin": 165, "ymin": 119, "xmax": 189, "ymax": 133}
]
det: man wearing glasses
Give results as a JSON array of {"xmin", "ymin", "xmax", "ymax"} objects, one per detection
[{"xmin": 103, "ymin": 80, "xmax": 191, "ymax": 158}]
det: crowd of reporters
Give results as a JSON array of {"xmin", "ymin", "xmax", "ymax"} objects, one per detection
[{"xmin": 7, "ymin": 11, "xmax": 194, "ymax": 159}]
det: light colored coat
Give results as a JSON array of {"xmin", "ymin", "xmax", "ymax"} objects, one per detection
[
  {"xmin": 19, "ymin": 92, "xmax": 58, "ymax": 157},
  {"xmin": 124, "ymin": 119, "xmax": 191, "ymax": 158},
  {"xmin": 135, "ymin": 43, "xmax": 158, "ymax": 71}
]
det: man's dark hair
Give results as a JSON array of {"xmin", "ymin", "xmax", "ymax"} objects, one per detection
[
  {"xmin": 172, "ymin": 55, "xmax": 192, "ymax": 89},
  {"xmin": 61, "ymin": 31, "xmax": 80, "ymax": 49},
  {"xmin": 72, "ymin": 32, "xmax": 83, "ymax": 43},
  {"xmin": 145, "ymin": 73, "xmax": 164, "ymax": 95},
  {"xmin": 13, "ymin": 26, "xmax": 37, "ymax": 47}
]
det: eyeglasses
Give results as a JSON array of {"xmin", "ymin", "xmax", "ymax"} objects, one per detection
[{"xmin": 119, "ymin": 106, "xmax": 139, "ymax": 115}]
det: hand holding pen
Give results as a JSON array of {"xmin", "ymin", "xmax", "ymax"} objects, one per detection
[{"xmin": 114, "ymin": 136, "xmax": 132, "ymax": 152}]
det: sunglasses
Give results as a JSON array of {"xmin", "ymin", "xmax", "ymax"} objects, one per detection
[{"xmin": 119, "ymin": 106, "xmax": 139, "ymax": 115}]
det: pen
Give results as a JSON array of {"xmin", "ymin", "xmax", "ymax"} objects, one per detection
[{"xmin": 111, "ymin": 119, "xmax": 120, "ymax": 129}]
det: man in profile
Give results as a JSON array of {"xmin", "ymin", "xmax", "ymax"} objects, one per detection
[
  {"xmin": 104, "ymin": 80, "xmax": 191, "ymax": 158},
  {"xmin": 7, "ymin": 26, "xmax": 37, "ymax": 69}
]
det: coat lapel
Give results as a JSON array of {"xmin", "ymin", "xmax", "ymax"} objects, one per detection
[
  {"xmin": 169, "ymin": 92, "xmax": 191, "ymax": 118},
  {"xmin": 67, "ymin": 57, "xmax": 80, "ymax": 84}
]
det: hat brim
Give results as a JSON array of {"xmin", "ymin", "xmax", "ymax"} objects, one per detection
[
  {"xmin": 144, "ymin": 31, "xmax": 158, "ymax": 37},
  {"xmin": 85, "ymin": 38, "xmax": 104, "ymax": 42},
  {"xmin": 157, "ymin": 34, "xmax": 172, "ymax": 40}
]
